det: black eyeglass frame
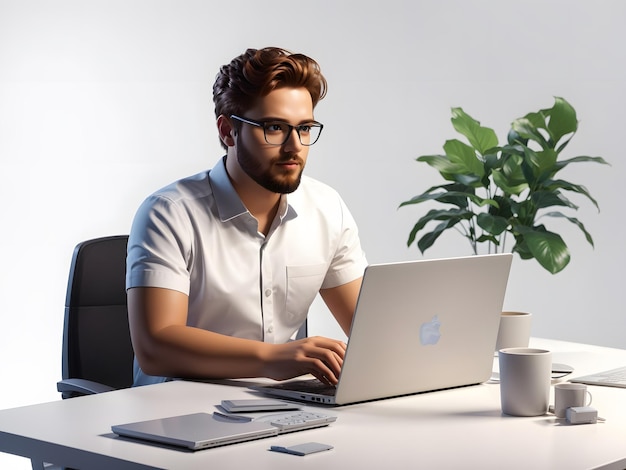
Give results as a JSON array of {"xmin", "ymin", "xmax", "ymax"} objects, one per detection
[{"xmin": 230, "ymin": 114, "xmax": 324, "ymax": 146}]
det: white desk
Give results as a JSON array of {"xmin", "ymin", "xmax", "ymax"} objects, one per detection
[{"xmin": 1, "ymin": 338, "xmax": 626, "ymax": 470}]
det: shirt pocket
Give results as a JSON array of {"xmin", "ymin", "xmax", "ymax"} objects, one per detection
[{"xmin": 285, "ymin": 264, "xmax": 327, "ymax": 320}]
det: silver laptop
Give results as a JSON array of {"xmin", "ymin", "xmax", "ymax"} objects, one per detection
[
  {"xmin": 112, "ymin": 408, "xmax": 338, "ymax": 450},
  {"xmin": 112, "ymin": 412, "xmax": 278, "ymax": 450},
  {"xmin": 253, "ymin": 253, "xmax": 513, "ymax": 406}
]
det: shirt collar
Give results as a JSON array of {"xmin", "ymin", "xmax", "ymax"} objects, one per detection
[
  {"xmin": 209, "ymin": 156, "xmax": 298, "ymax": 223},
  {"xmin": 209, "ymin": 157, "xmax": 248, "ymax": 222}
]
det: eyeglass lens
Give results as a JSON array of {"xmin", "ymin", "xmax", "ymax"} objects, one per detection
[{"xmin": 263, "ymin": 122, "xmax": 322, "ymax": 146}]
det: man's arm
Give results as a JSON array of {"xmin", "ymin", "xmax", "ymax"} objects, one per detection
[
  {"xmin": 127, "ymin": 286, "xmax": 347, "ymax": 384},
  {"xmin": 319, "ymin": 277, "xmax": 363, "ymax": 336}
]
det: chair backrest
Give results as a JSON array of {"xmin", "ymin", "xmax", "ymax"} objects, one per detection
[{"xmin": 61, "ymin": 235, "xmax": 134, "ymax": 396}]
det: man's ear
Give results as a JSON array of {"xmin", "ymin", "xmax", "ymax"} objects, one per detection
[{"xmin": 217, "ymin": 115, "xmax": 236, "ymax": 147}]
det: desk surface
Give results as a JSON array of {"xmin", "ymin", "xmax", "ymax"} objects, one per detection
[{"xmin": 2, "ymin": 338, "xmax": 626, "ymax": 470}]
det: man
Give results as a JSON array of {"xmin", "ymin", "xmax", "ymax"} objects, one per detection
[{"xmin": 126, "ymin": 47, "xmax": 367, "ymax": 387}]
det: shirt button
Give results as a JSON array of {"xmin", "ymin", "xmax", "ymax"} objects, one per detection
[
  {"xmin": 265, "ymin": 289, "xmax": 272, "ymax": 297},
  {"xmin": 267, "ymin": 326, "xmax": 274, "ymax": 334}
]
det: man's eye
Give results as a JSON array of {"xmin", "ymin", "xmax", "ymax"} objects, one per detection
[
  {"xmin": 266, "ymin": 123, "xmax": 287, "ymax": 133},
  {"xmin": 298, "ymin": 125, "xmax": 312, "ymax": 133}
]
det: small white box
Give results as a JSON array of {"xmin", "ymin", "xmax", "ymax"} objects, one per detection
[{"xmin": 566, "ymin": 406, "xmax": 598, "ymax": 424}]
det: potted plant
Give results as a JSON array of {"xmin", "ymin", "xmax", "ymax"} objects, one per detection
[{"xmin": 399, "ymin": 97, "xmax": 609, "ymax": 274}]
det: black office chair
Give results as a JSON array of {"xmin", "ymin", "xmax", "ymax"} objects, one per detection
[
  {"xmin": 56, "ymin": 234, "xmax": 308, "ymax": 399},
  {"xmin": 57, "ymin": 235, "xmax": 134, "ymax": 399}
]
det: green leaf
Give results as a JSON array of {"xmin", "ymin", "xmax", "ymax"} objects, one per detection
[
  {"xmin": 540, "ymin": 211, "xmax": 595, "ymax": 247},
  {"xmin": 476, "ymin": 233, "xmax": 501, "ymax": 246},
  {"xmin": 416, "ymin": 218, "xmax": 465, "ymax": 253},
  {"xmin": 443, "ymin": 139, "xmax": 485, "ymax": 178},
  {"xmin": 530, "ymin": 191, "xmax": 577, "ymax": 210},
  {"xmin": 492, "ymin": 168, "xmax": 528, "ymax": 196},
  {"xmin": 511, "ymin": 118, "xmax": 549, "ymax": 149},
  {"xmin": 515, "ymin": 226, "xmax": 570, "ymax": 274},
  {"xmin": 400, "ymin": 183, "xmax": 498, "ymax": 211},
  {"xmin": 543, "ymin": 179, "xmax": 601, "ymax": 211},
  {"xmin": 490, "ymin": 195, "xmax": 514, "ymax": 219},
  {"xmin": 512, "ymin": 237, "xmax": 534, "ymax": 260},
  {"xmin": 519, "ymin": 146, "xmax": 558, "ymax": 183},
  {"xmin": 492, "ymin": 150, "xmax": 527, "ymax": 195},
  {"xmin": 553, "ymin": 155, "xmax": 611, "ymax": 171},
  {"xmin": 543, "ymin": 97, "xmax": 578, "ymax": 144},
  {"xmin": 407, "ymin": 208, "xmax": 473, "ymax": 246},
  {"xmin": 507, "ymin": 129, "xmax": 528, "ymax": 146},
  {"xmin": 450, "ymin": 108, "xmax": 499, "ymax": 155},
  {"xmin": 534, "ymin": 149, "xmax": 559, "ymax": 178},
  {"xmin": 520, "ymin": 111, "xmax": 548, "ymax": 132},
  {"xmin": 417, "ymin": 154, "xmax": 479, "ymax": 184},
  {"xmin": 399, "ymin": 184, "xmax": 452, "ymax": 208},
  {"xmin": 417, "ymin": 154, "xmax": 460, "ymax": 174},
  {"xmin": 399, "ymin": 184, "xmax": 474, "ymax": 209},
  {"xmin": 477, "ymin": 212, "xmax": 509, "ymax": 236},
  {"xmin": 520, "ymin": 145, "xmax": 540, "ymax": 185}
]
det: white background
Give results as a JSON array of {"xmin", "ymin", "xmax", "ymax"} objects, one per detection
[{"xmin": 1, "ymin": 1, "xmax": 624, "ymax": 467}]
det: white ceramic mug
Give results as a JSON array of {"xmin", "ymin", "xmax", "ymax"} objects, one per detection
[
  {"xmin": 496, "ymin": 312, "xmax": 532, "ymax": 352},
  {"xmin": 499, "ymin": 348, "xmax": 552, "ymax": 417},
  {"xmin": 554, "ymin": 383, "xmax": 593, "ymax": 418}
]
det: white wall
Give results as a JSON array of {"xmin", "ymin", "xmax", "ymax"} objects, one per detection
[{"xmin": 1, "ymin": 0, "xmax": 624, "ymax": 466}]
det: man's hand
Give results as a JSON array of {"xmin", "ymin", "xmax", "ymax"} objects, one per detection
[
  {"xmin": 262, "ymin": 336, "xmax": 347, "ymax": 385},
  {"xmin": 129, "ymin": 287, "xmax": 349, "ymax": 383}
]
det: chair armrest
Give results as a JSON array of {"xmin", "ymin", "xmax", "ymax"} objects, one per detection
[{"xmin": 57, "ymin": 378, "xmax": 116, "ymax": 398}]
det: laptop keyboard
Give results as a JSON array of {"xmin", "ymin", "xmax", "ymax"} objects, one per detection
[
  {"xmin": 572, "ymin": 366, "xmax": 626, "ymax": 388},
  {"xmin": 269, "ymin": 379, "xmax": 337, "ymax": 396},
  {"xmin": 267, "ymin": 411, "xmax": 337, "ymax": 432}
]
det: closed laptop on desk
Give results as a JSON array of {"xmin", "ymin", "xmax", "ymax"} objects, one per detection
[
  {"xmin": 253, "ymin": 253, "xmax": 513, "ymax": 405},
  {"xmin": 112, "ymin": 413, "xmax": 278, "ymax": 450}
]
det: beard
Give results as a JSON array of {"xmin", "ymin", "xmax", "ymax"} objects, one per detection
[{"xmin": 236, "ymin": 138, "xmax": 305, "ymax": 194}]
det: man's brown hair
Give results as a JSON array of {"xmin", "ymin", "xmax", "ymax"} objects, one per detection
[{"xmin": 213, "ymin": 47, "xmax": 327, "ymax": 148}]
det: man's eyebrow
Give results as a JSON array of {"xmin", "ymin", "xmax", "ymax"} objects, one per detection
[{"xmin": 257, "ymin": 116, "xmax": 317, "ymax": 124}]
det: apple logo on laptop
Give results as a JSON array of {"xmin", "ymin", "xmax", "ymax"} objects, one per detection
[{"xmin": 420, "ymin": 315, "xmax": 441, "ymax": 346}]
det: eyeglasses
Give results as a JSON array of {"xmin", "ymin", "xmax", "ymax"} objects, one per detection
[{"xmin": 230, "ymin": 115, "xmax": 324, "ymax": 146}]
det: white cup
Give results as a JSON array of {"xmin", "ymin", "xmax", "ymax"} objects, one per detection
[
  {"xmin": 554, "ymin": 383, "xmax": 593, "ymax": 418},
  {"xmin": 499, "ymin": 348, "xmax": 552, "ymax": 417},
  {"xmin": 496, "ymin": 312, "xmax": 532, "ymax": 352}
]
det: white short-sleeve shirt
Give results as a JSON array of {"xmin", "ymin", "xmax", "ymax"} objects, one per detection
[{"xmin": 127, "ymin": 157, "xmax": 367, "ymax": 384}]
